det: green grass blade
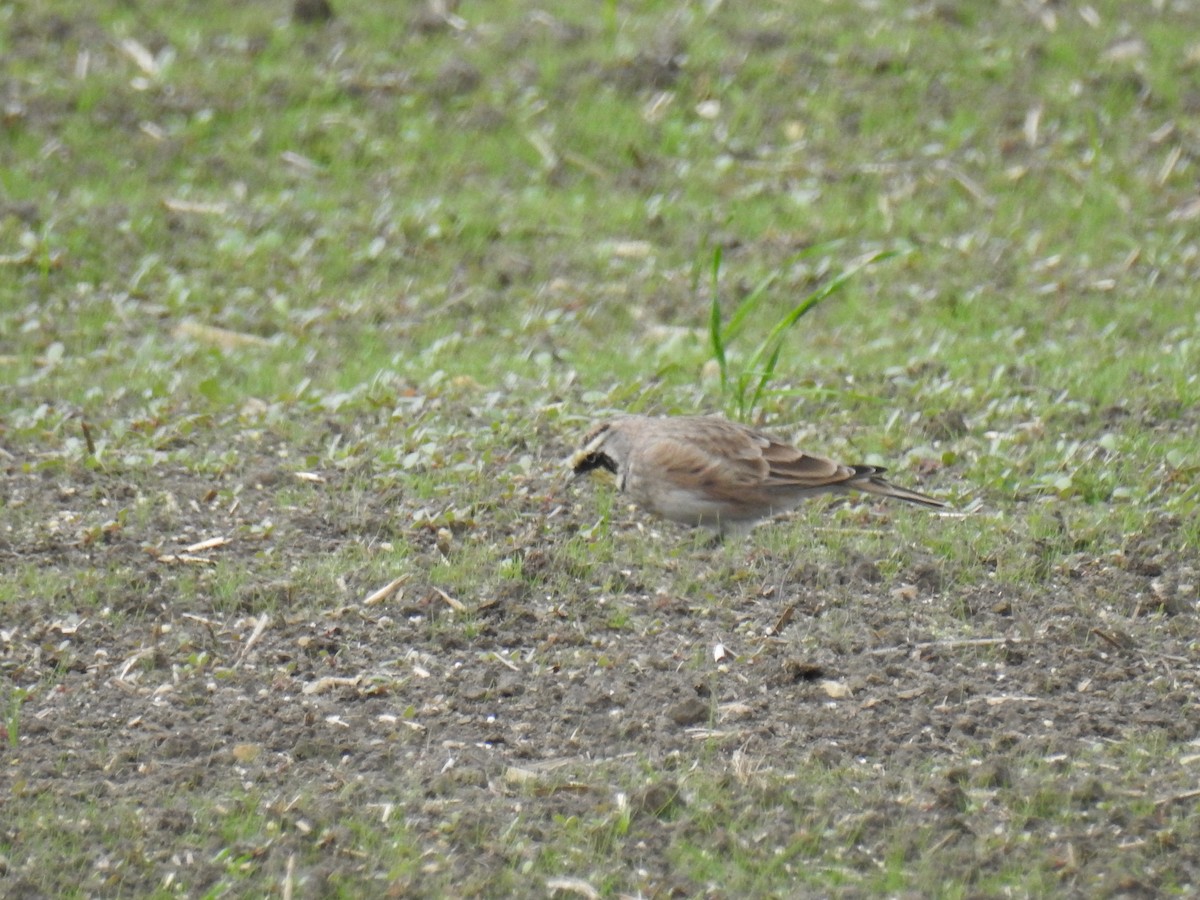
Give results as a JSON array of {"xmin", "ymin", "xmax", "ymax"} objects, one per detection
[
  {"xmin": 748, "ymin": 340, "xmax": 786, "ymax": 419},
  {"xmin": 721, "ymin": 242, "xmax": 838, "ymax": 346},
  {"xmin": 721, "ymin": 269, "xmax": 780, "ymax": 347},
  {"xmin": 735, "ymin": 249, "xmax": 900, "ymax": 419},
  {"xmin": 752, "ymin": 249, "xmax": 899, "ymax": 368},
  {"xmin": 708, "ymin": 246, "xmax": 727, "ymax": 392}
]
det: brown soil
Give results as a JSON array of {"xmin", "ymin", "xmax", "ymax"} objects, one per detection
[{"xmin": 3, "ymin": 427, "xmax": 1198, "ymax": 897}]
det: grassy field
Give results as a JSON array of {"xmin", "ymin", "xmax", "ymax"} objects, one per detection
[{"xmin": 2, "ymin": 0, "xmax": 1199, "ymax": 897}]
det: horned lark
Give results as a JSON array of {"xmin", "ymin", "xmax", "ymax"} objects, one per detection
[{"xmin": 571, "ymin": 414, "xmax": 945, "ymax": 536}]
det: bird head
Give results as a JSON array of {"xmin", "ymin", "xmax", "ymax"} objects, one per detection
[{"xmin": 569, "ymin": 420, "xmax": 625, "ymax": 484}]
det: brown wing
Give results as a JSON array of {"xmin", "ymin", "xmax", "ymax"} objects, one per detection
[
  {"xmin": 758, "ymin": 436, "xmax": 860, "ymax": 488},
  {"xmin": 638, "ymin": 434, "xmax": 769, "ymax": 501},
  {"xmin": 637, "ymin": 421, "xmax": 850, "ymax": 492},
  {"xmin": 683, "ymin": 417, "xmax": 863, "ymax": 490},
  {"xmin": 640, "ymin": 416, "xmax": 946, "ymax": 507},
  {"xmin": 641, "ymin": 417, "xmax": 860, "ymax": 490}
]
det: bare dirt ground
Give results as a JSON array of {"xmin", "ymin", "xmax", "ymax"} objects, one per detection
[{"xmin": 3, "ymin": 415, "xmax": 1198, "ymax": 897}]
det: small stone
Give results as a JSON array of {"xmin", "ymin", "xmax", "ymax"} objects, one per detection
[
  {"xmin": 633, "ymin": 781, "xmax": 684, "ymax": 818},
  {"xmin": 293, "ymin": 0, "xmax": 334, "ymax": 24},
  {"xmin": 667, "ymin": 697, "xmax": 708, "ymax": 727}
]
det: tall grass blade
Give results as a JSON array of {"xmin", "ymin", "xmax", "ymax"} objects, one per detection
[
  {"xmin": 713, "ymin": 247, "xmax": 901, "ymax": 420},
  {"xmin": 708, "ymin": 246, "xmax": 727, "ymax": 392}
]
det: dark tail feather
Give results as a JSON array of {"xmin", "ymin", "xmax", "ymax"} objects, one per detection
[{"xmin": 849, "ymin": 467, "xmax": 946, "ymax": 509}]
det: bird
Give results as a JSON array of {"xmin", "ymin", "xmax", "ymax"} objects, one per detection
[{"xmin": 570, "ymin": 414, "xmax": 945, "ymax": 537}]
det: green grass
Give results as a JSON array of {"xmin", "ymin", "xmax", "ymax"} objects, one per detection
[{"xmin": 2, "ymin": 0, "xmax": 1199, "ymax": 896}]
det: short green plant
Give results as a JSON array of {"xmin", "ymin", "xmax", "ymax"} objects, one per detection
[
  {"xmin": 5, "ymin": 687, "xmax": 27, "ymax": 748},
  {"xmin": 707, "ymin": 244, "xmax": 901, "ymax": 421}
]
